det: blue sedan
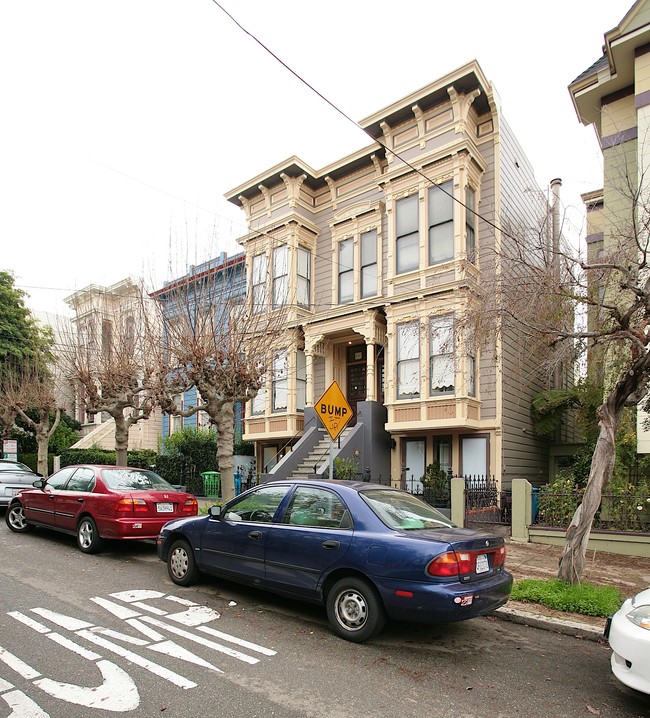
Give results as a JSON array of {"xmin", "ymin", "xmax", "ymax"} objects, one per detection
[{"xmin": 156, "ymin": 479, "xmax": 513, "ymax": 642}]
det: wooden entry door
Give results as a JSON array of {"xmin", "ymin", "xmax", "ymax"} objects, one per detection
[{"xmin": 346, "ymin": 345, "xmax": 366, "ymax": 425}]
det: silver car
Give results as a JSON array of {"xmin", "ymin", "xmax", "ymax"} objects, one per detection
[{"xmin": 0, "ymin": 460, "xmax": 40, "ymax": 507}]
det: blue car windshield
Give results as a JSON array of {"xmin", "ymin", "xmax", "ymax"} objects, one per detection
[{"xmin": 360, "ymin": 489, "xmax": 455, "ymax": 530}]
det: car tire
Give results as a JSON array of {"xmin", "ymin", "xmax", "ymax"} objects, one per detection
[
  {"xmin": 326, "ymin": 577, "xmax": 386, "ymax": 643},
  {"xmin": 77, "ymin": 516, "xmax": 105, "ymax": 554},
  {"xmin": 5, "ymin": 502, "xmax": 32, "ymax": 533},
  {"xmin": 168, "ymin": 539, "xmax": 200, "ymax": 586}
]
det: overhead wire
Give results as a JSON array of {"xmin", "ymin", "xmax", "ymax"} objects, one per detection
[{"xmin": 210, "ymin": 0, "xmax": 522, "ymax": 242}]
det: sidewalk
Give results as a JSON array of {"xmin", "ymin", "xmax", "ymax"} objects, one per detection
[{"xmin": 495, "ymin": 538, "xmax": 650, "ymax": 640}]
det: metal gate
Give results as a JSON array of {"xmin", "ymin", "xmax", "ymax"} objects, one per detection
[{"xmin": 464, "ymin": 476, "xmax": 511, "ymax": 527}]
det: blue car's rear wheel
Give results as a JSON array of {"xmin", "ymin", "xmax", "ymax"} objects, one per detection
[
  {"xmin": 326, "ymin": 577, "xmax": 385, "ymax": 642},
  {"xmin": 168, "ymin": 539, "xmax": 200, "ymax": 586}
]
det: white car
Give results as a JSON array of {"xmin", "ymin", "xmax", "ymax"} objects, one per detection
[{"xmin": 605, "ymin": 588, "xmax": 650, "ymax": 695}]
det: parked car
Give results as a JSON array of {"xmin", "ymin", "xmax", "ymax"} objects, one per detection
[
  {"xmin": 156, "ymin": 479, "xmax": 513, "ymax": 642},
  {"xmin": 604, "ymin": 587, "xmax": 650, "ymax": 695},
  {"xmin": 0, "ymin": 459, "xmax": 41, "ymax": 508},
  {"xmin": 5, "ymin": 464, "xmax": 198, "ymax": 554}
]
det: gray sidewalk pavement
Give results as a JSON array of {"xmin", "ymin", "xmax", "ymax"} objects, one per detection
[{"xmin": 495, "ymin": 538, "xmax": 650, "ymax": 641}]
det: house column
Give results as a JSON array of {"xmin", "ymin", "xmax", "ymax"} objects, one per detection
[
  {"xmin": 305, "ymin": 350, "xmax": 315, "ymax": 406},
  {"xmin": 366, "ymin": 342, "xmax": 376, "ymax": 401}
]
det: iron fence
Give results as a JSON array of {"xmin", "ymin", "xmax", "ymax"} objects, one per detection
[{"xmin": 533, "ymin": 488, "xmax": 650, "ymax": 533}]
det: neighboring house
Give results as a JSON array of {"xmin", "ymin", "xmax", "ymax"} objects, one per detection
[
  {"xmin": 150, "ymin": 252, "xmax": 246, "ymax": 441},
  {"xmin": 32, "ymin": 310, "xmax": 77, "ymax": 417},
  {"xmin": 64, "ymin": 278, "xmax": 162, "ymax": 452},
  {"xmin": 569, "ymin": 0, "xmax": 650, "ymax": 453},
  {"xmin": 225, "ymin": 59, "xmax": 568, "ymax": 489}
]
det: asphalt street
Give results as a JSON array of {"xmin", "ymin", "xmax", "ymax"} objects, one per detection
[{"xmin": 0, "ymin": 524, "xmax": 648, "ymax": 718}]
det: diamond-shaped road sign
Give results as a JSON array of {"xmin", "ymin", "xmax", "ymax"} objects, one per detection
[{"xmin": 315, "ymin": 381, "xmax": 353, "ymax": 441}]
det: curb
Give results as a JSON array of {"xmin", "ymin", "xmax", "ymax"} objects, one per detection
[{"xmin": 493, "ymin": 606, "xmax": 605, "ymax": 642}]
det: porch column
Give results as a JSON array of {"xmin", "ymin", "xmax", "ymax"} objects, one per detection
[
  {"xmin": 305, "ymin": 351, "xmax": 315, "ymax": 407},
  {"xmin": 366, "ymin": 342, "xmax": 376, "ymax": 401}
]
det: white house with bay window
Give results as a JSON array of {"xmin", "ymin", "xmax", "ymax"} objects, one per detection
[{"xmin": 225, "ymin": 60, "xmax": 568, "ymax": 490}]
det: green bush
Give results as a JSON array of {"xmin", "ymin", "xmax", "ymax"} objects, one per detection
[
  {"xmin": 511, "ymin": 578, "xmax": 624, "ymax": 617},
  {"xmin": 59, "ymin": 448, "xmax": 157, "ymax": 469},
  {"xmin": 161, "ymin": 427, "xmax": 217, "ymax": 476}
]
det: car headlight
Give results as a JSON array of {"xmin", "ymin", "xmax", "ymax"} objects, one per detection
[{"xmin": 626, "ymin": 605, "xmax": 650, "ymax": 630}]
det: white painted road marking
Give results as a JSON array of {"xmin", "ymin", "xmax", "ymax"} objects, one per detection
[{"xmin": 1, "ymin": 589, "xmax": 278, "ymax": 714}]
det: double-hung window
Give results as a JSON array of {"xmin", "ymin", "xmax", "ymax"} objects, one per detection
[
  {"xmin": 397, "ymin": 321, "xmax": 420, "ymax": 399},
  {"xmin": 466, "ymin": 186, "xmax": 476, "ymax": 263},
  {"xmin": 272, "ymin": 350, "xmax": 288, "ymax": 411},
  {"xmin": 273, "ymin": 246, "xmax": 288, "ymax": 309},
  {"xmin": 430, "ymin": 316, "xmax": 454, "ymax": 395},
  {"xmin": 251, "ymin": 358, "xmax": 266, "ymax": 415},
  {"xmin": 428, "ymin": 181, "xmax": 454, "ymax": 264},
  {"xmin": 361, "ymin": 230, "xmax": 378, "ymax": 298},
  {"xmin": 297, "ymin": 247, "xmax": 311, "ymax": 309},
  {"xmin": 252, "ymin": 253, "xmax": 267, "ymax": 314},
  {"xmin": 396, "ymin": 194, "xmax": 419, "ymax": 274},
  {"xmin": 466, "ymin": 327, "xmax": 476, "ymax": 398},
  {"xmin": 338, "ymin": 238, "xmax": 354, "ymax": 304}
]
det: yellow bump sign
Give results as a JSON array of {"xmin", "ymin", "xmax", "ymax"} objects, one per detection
[{"xmin": 315, "ymin": 381, "xmax": 353, "ymax": 441}]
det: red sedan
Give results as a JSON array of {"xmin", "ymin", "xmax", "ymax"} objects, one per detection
[{"xmin": 5, "ymin": 464, "xmax": 198, "ymax": 553}]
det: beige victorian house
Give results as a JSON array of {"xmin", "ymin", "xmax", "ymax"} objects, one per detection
[{"xmin": 227, "ymin": 60, "xmax": 561, "ymax": 490}]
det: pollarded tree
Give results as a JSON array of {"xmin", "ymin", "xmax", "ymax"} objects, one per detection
[
  {"xmin": 150, "ymin": 255, "xmax": 283, "ymax": 501},
  {"xmin": 2, "ymin": 361, "xmax": 62, "ymax": 476}
]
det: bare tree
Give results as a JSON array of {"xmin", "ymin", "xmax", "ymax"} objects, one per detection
[
  {"xmin": 151, "ymin": 257, "xmax": 283, "ymax": 500},
  {"xmin": 64, "ymin": 283, "xmax": 163, "ymax": 466},
  {"xmin": 1, "ymin": 362, "xmax": 61, "ymax": 477},
  {"xmin": 475, "ymin": 164, "xmax": 650, "ymax": 583}
]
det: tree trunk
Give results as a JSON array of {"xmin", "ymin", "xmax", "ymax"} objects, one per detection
[
  {"xmin": 36, "ymin": 428, "xmax": 49, "ymax": 478},
  {"xmin": 114, "ymin": 413, "xmax": 129, "ymax": 466},
  {"xmin": 215, "ymin": 402, "xmax": 235, "ymax": 501},
  {"xmin": 557, "ymin": 401, "xmax": 620, "ymax": 583}
]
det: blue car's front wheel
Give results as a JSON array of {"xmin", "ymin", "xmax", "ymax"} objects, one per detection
[{"xmin": 326, "ymin": 577, "xmax": 385, "ymax": 642}]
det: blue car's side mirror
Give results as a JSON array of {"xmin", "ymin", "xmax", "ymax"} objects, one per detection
[{"xmin": 208, "ymin": 505, "xmax": 222, "ymax": 519}]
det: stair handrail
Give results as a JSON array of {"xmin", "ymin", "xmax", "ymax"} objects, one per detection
[{"xmin": 263, "ymin": 414, "xmax": 319, "ymax": 473}]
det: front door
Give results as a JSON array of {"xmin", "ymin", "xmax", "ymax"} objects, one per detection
[{"xmin": 346, "ymin": 345, "xmax": 366, "ymax": 425}]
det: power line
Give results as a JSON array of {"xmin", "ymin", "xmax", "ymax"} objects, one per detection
[{"xmin": 210, "ymin": 0, "xmax": 520, "ymax": 242}]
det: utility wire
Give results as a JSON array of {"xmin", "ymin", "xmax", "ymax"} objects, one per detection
[{"xmin": 210, "ymin": 0, "xmax": 520, "ymax": 241}]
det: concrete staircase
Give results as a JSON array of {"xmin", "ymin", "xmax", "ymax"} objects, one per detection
[{"xmin": 290, "ymin": 428, "xmax": 353, "ymax": 479}]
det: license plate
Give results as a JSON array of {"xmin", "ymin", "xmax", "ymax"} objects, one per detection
[
  {"xmin": 476, "ymin": 553, "xmax": 489, "ymax": 573},
  {"xmin": 156, "ymin": 503, "xmax": 174, "ymax": 513}
]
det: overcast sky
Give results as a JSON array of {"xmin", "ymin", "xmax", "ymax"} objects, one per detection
[{"xmin": 1, "ymin": 0, "xmax": 634, "ymax": 316}]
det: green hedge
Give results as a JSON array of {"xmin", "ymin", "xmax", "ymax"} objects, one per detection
[{"xmin": 59, "ymin": 448, "xmax": 157, "ymax": 469}]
